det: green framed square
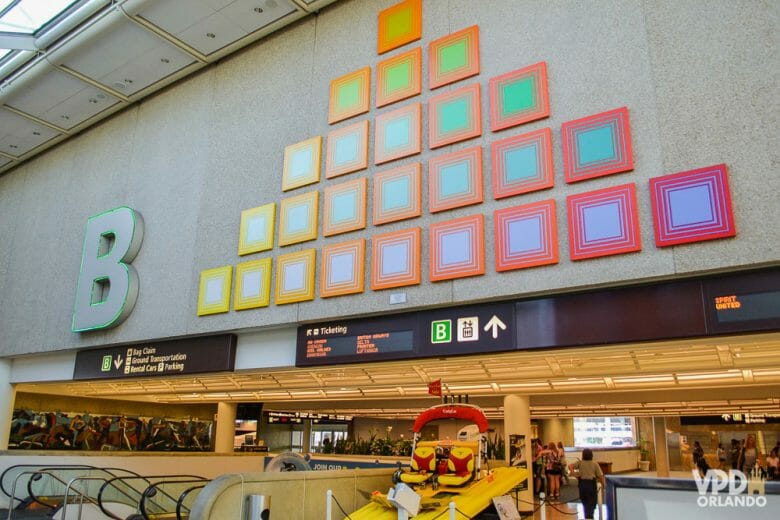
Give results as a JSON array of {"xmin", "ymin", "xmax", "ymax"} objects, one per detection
[
  {"xmin": 282, "ymin": 136, "xmax": 322, "ymax": 191},
  {"xmin": 429, "ymin": 25, "xmax": 480, "ymax": 89},
  {"xmin": 489, "ymin": 61, "xmax": 549, "ymax": 132},
  {"xmin": 429, "ymin": 83, "xmax": 482, "ymax": 149},
  {"xmin": 234, "ymin": 258, "xmax": 272, "ymax": 310},
  {"xmin": 238, "ymin": 202, "xmax": 275, "ymax": 255},
  {"xmin": 197, "ymin": 265, "xmax": 232, "ymax": 316},
  {"xmin": 329, "ymin": 67, "xmax": 371, "ymax": 124},
  {"xmin": 377, "ymin": 47, "xmax": 422, "ymax": 108},
  {"xmin": 279, "ymin": 190, "xmax": 319, "ymax": 246}
]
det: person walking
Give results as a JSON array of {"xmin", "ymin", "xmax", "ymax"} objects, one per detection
[
  {"xmin": 543, "ymin": 441, "xmax": 563, "ymax": 500},
  {"xmin": 570, "ymin": 448, "xmax": 605, "ymax": 520}
]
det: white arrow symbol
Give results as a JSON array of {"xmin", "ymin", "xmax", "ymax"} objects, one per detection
[
  {"xmin": 483, "ymin": 315, "xmax": 507, "ymax": 339},
  {"xmin": 113, "ymin": 356, "xmax": 124, "ymax": 369}
]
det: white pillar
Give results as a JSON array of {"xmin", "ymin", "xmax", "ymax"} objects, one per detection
[
  {"xmin": 653, "ymin": 416, "xmax": 670, "ymax": 477},
  {"xmin": 214, "ymin": 402, "xmax": 237, "ymax": 454},
  {"xmin": 504, "ymin": 394, "xmax": 533, "ymax": 512},
  {"xmin": 0, "ymin": 359, "xmax": 15, "ymax": 450}
]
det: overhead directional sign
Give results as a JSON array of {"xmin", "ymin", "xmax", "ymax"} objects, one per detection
[
  {"xmin": 74, "ymin": 334, "xmax": 237, "ymax": 380},
  {"xmin": 420, "ymin": 303, "xmax": 515, "ymax": 357}
]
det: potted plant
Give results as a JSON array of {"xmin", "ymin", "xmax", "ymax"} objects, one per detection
[{"xmin": 638, "ymin": 438, "xmax": 651, "ymax": 471}]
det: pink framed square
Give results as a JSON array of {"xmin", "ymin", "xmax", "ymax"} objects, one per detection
[
  {"xmin": 650, "ymin": 164, "xmax": 736, "ymax": 247},
  {"xmin": 428, "ymin": 145, "xmax": 483, "ymax": 213},
  {"xmin": 567, "ymin": 183, "xmax": 641, "ymax": 260},
  {"xmin": 371, "ymin": 228, "xmax": 421, "ymax": 290},
  {"xmin": 491, "ymin": 127, "xmax": 554, "ymax": 199},
  {"xmin": 562, "ymin": 106, "xmax": 634, "ymax": 183},
  {"xmin": 494, "ymin": 200, "xmax": 558, "ymax": 271},
  {"xmin": 429, "ymin": 214, "xmax": 485, "ymax": 281}
]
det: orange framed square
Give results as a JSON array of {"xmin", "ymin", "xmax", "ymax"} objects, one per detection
[
  {"xmin": 429, "ymin": 214, "xmax": 485, "ymax": 282},
  {"xmin": 429, "ymin": 25, "xmax": 480, "ymax": 89},
  {"xmin": 377, "ymin": 0, "xmax": 422, "ymax": 55},
  {"xmin": 323, "ymin": 177, "xmax": 367, "ymax": 237},
  {"xmin": 377, "ymin": 47, "xmax": 422, "ymax": 108},
  {"xmin": 373, "ymin": 162, "xmax": 422, "ymax": 225},
  {"xmin": 371, "ymin": 227, "xmax": 421, "ymax": 290},
  {"xmin": 320, "ymin": 239, "xmax": 366, "ymax": 298},
  {"xmin": 375, "ymin": 102, "xmax": 422, "ymax": 165},
  {"xmin": 325, "ymin": 119, "xmax": 369, "ymax": 179},
  {"xmin": 329, "ymin": 67, "xmax": 371, "ymax": 124}
]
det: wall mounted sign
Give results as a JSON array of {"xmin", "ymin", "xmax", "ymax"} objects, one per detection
[{"xmin": 73, "ymin": 334, "xmax": 237, "ymax": 380}]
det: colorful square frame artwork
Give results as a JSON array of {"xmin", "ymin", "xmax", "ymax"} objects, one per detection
[
  {"xmin": 428, "ymin": 145, "xmax": 483, "ymax": 213},
  {"xmin": 329, "ymin": 67, "xmax": 371, "ymax": 124},
  {"xmin": 375, "ymin": 102, "xmax": 422, "ymax": 164},
  {"xmin": 282, "ymin": 136, "xmax": 322, "ymax": 191},
  {"xmin": 429, "ymin": 83, "xmax": 482, "ymax": 149},
  {"xmin": 649, "ymin": 163, "xmax": 736, "ymax": 247},
  {"xmin": 371, "ymin": 227, "xmax": 421, "ymax": 290},
  {"xmin": 323, "ymin": 177, "xmax": 367, "ymax": 237},
  {"xmin": 275, "ymin": 249, "xmax": 316, "ymax": 305},
  {"xmin": 494, "ymin": 200, "xmax": 558, "ymax": 272},
  {"xmin": 377, "ymin": 47, "xmax": 422, "ymax": 108},
  {"xmin": 326, "ymin": 120, "xmax": 369, "ymax": 179},
  {"xmin": 562, "ymin": 106, "xmax": 634, "ymax": 183},
  {"xmin": 197, "ymin": 265, "xmax": 232, "ymax": 316},
  {"xmin": 377, "ymin": 0, "xmax": 422, "ymax": 55},
  {"xmin": 373, "ymin": 163, "xmax": 422, "ymax": 225},
  {"xmin": 429, "ymin": 214, "xmax": 485, "ymax": 281},
  {"xmin": 567, "ymin": 183, "xmax": 641, "ymax": 261},
  {"xmin": 489, "ymin": 61, "xmax": 549, "ymax": 132},
  {"xmin": 279, "ymin": 191, "xmax": 319, "ymax": 246},
  {"xmin": 234, "ymin": 258, "xmax": 272, "ymax": 310},
  {"xmin": 320, "ymin": 239, "xmax": 366, "ymax": 298},
  {"xmin": 429, "ymin": 25, "xmax": 480, "ymax": 89},
  {"xmin": 491, "ymin": 127, "xmax": 554, "ymax": 199},
  {"xmin": 238, "ymin": 203, "xmax": 275, "ymax": 255}
]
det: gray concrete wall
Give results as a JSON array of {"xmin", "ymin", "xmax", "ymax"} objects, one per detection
[{"xmin": 0, "ymin": 0, "xmax": 777, "ymax": 356}]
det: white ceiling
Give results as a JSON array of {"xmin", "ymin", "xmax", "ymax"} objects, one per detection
[
  {"xmin": 0, "ymin": 0, "xmax": 341, "ymax": 173},
  {"xmin": 16, "ymin": 331, "xmax": 780, "ymax": 419}
]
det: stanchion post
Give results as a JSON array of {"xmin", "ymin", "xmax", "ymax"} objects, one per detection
[
  {"xmin": 326, "ymin": 490, "xmax": 333, "ymax": 520},
  {"xmin": 539, "ymin": 492, "xmax": 546, "ymax": 520},
  {"xmin": 449, "ymin": 500, "xmax": 456, "ymax": 519}
]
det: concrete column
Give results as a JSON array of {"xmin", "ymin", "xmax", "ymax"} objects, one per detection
[
  {"xmin": 504, "ymin": 395, "xmax": 533, "ymax": 512},
  {"xmin": 214, "ymin": 402, "xmax": 237, "ymax": 454},
  {"xmin": 653, "ymin": 416, "xmax": 670, "ymax": 477},
  {"xmin": 0, "ymin": 359, "xmax": 15, "ymax": 450},
  {"xmin": 303, "ymin": 420, "xmax": 312, "ymax": 452}
]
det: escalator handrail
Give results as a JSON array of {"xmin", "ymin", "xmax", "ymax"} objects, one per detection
[
  {"xmin": 100, "ymin": 475, "xmax": 206, "ymax": 519},
  {"xmin": 175, "ymin": 484, "xmax": 207, "ymax": 520},
  {"xmin": 26, "ymin": 466, "xmax": 142, "ymax": 509},
  {"xmin": 61, "ymin": 476, "xmax": 115, "ymax": 520},
  {"xmin": 0, "ymin": 464, "xmax": 95, "ymax": 499},
  {"xmin": 139, "ymin": 479, "xmax": 209, "ymax": 520},
  {"xmin": 7, "ymin": 470, "xmax": 98, "ymax": 520}
]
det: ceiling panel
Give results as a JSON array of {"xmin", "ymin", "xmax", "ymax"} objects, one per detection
[
  {"xmin": 53, "ymin": 13, "xmax": 197, "ymax": 96},
  {"xmin": 0, "ymin": 108, "xmax": 61, "ymax": 156}
]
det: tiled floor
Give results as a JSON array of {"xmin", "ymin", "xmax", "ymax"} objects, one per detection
[{"xmin": 526, "ymin": 500, "xmax": 608, "ymax": 519}]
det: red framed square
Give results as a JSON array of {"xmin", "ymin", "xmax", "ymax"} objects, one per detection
[
  {"xmin": 491, "ymin": 127, "xmax": 554, "ymax": 199},
  {"xmin": 430, "ymin": 214, "xmax": 485, "ymax": 281},
  {"xmin": 562, "ymin": 106, "xmax": 634, "ymax": 183},
  {"xmin": 650, "ymin": 164, "xmax": 736, "ymax": 247},
  {"xmin": 567, "ymin": 183, "xmax": 641, "ymax": 260},
  {"xmin": 494, "ymin": 200, "xmax": 558, "ymax": 271}
]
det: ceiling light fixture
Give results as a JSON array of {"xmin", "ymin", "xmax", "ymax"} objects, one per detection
[
  {"xmin": 254, "ymin": 7, "xmax": 264, "ymax": 13},
  {"xmin": 206, "ymin": 33, "xmax": 215, "ymax": 39},
  {"xmin": 32, "ymin": 131, "xmax": 40, "ymax": 136},
  {"xmin": 160, "ymin": 57, "xmax": 170, "ymax": 63}
]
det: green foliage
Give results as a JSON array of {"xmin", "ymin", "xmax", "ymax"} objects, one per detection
[
  {"xmin": 486, "ymin": 432, "xmax": 505, "ymax": 460},
  {"xmin": 329, "ymin": 428, "xmax": 412, "ymax": 457}
]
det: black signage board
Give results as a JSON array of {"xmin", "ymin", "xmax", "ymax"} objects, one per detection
[
  {"xmin": 296, "ymin": 314, "xmax": 417, "ymax": 366},
  {"xmin": 73, "ymin": 334, "xmax": 237, "ymax": 380},
  {"xmin": 515, "ymin": 280, "xmax": 707, "ymax": 349},
  {"xmin": 681, "ymin": 414, "xmax": 780, "ymax": 426},
  {"xmin": 703, "ymin": 269, "xmax": 780, "ymax": 334},
  {"xmin": 419, "ymin": 302, "xmax": 515, "ymax": 357}
]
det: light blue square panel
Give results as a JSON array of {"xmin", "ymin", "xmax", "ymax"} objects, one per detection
[
  {"xmin": 328, "ymin": 252, "xmax": 355, "ymax": 285},
  {"xmin": 286, "ymin": 204, "xmax": 310, "ymax": 233},
  {"xmin": 246, "ymin": 215, "xmax": 267, "ymax": 243},
  {"xmin": 440, "ymin": 230, "xmax": 471, "ymax": 265},
  {"xmin": 283, "ymin": 262, "xmax": 305, "ymax": 291},
  {"xmin": 384, "ymin": 116, "xmax": 411, "ymax": 150},
  {"xmin": 382, "ymin": 177, "xmax": 410, "ymax": 210},
  {"xmin": 507, "ymin": 216, "xmax": 543, "ymax": 254},
  {"xmin": 504, "ymin": 144, "xmax": 539, "ymax": 182},
  {"xmin": 241, "ymin": 271, "xmax": 262, "ymax": 298},
  {"xmin": 440, "ymin": 161, "xmax": 470, "ymax": 197},
  {"xmin": 332, "ymin": 192, "xmax": 357, "ymax": 223},
  {"xmin": 439, "ymin": 98, "xmax": 469, "ymax": 134},
  {"xmin": 582, "ymin": 202, "xmax": 623, "ymax": 242},
  {"xmin": 381, "ymin": 243, "xmax": 409, "ymax": 275},
  {"xmin": 334, "ymin": 133, "xmax": 359, "ymax": 165},
  {"xmin": 577, "ymin": 124, "xmax": 616, "ymax": 165},
  {"xmin": 668, "ymin": 185, "xmax": 715, "ymax": 227},
  {"xmin": 290, "ymin": 148, "xmax": 313, "ymax": 178}
]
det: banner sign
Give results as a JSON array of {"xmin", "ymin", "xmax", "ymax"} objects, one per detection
[{"xmin": 73, "ymin": 334, "xmax": 237, "ymax": 380}]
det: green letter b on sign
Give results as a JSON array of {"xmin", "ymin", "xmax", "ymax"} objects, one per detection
[{"xmin": 431, "ymin": 320, "xmax": 452, "ymax": 344}]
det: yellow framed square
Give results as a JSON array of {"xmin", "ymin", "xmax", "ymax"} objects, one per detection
[
  {"xmin": 238, "ymin": 203, "xmax": 275, "ymax": 255},
  {"xmin": 279, "ymin": 190, "xmax": 319, "ymax": 246},
  {"xmin": 197, "ymin": 265, "xmax": 232, "ymax": 316},
  {"xmin": 282, "ymin": 136, "xmax": 322, "ymax": 191},
  {"xmin": 275, "ymin": 249, "xmax": 316, "ymax": 305},
  {"xmin": 234, "ymin": 258, "xmax": 272, "ymax": 310}
]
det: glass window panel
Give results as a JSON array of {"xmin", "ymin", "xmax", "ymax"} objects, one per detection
[{"xmin": 0, "ymin": 0, "xmax": 75, "ymax": 34}]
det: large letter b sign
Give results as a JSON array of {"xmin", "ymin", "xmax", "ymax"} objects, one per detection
[{"xmin": 72, "ymin": 207, "xmax": 144, "ymax": 332}]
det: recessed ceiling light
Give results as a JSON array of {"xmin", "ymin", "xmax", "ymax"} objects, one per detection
[
  {"xmin": 123, "ymin": 78, "xmax": 133, "ymax": 84},
  {"xmin": 60, "ymin": 115, "xmax": 69, "ymax": 120},
  {"xmin": 113, "ymin": 81, "xmax": 127, "ymax": 89},
  {"xmin": 206, "ymin": 33, "xmax": 215, "ymax": 39},
  {"xmin": 32, "ymin": 131, "xmax": 40, "ymax": 136},
  {"xmin": 160, "ymin": 57, "xmax": 170, "ymax": 63},
  {"xmin": 88, "ymin": 98, "xmax": 98, "ymax": 104},
  {"xmin": 254, "ymin": 7, "xmax": 264, "ymax": 13},
  {"xmin": 9, "ymin": 144, "xmax": 18, "ymax": 149}
]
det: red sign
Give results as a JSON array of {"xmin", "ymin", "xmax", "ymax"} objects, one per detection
[{"xmin": 428, "ymin": 379, "xmax": 442, "ymax": 396}]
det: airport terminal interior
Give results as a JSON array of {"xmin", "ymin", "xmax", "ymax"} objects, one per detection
[{"xmin": 0, "ymin": 0, "xmax": 777, "ymax": 519}]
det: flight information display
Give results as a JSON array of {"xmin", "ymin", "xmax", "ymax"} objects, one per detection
[{"xmin": 296, "ymin": 314, "xmax": 417, "ymax": 366}]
